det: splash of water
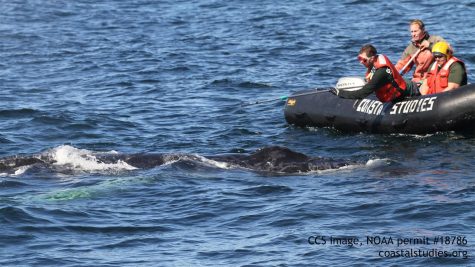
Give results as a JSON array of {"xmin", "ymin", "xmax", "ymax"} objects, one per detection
[{"xmin": 48, "ymin": 145, "xmax": 137, "ymax": 172}]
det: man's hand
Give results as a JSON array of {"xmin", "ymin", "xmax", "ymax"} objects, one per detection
[{"xmin": 420, "ymin": 39, "xmax": 430, "ymax": 50}]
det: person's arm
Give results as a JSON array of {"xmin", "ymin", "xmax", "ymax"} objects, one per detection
[
  {"xmin": 443, "ymin": 62, "xmax": 465, "ymax": 92},
  {"xmin": 336, "ymin": 68, "xmax": 390, "ymax": 99},
  {"xmin": 419, "ymin": 79, "xmax": 429, "ymax": 95},
  {"xmin": 395, "ymin": 46, "xmax": 413, "ymax": 73},
  {"xmin": 444, "ymin": 83, "xmax": 461, "ymax": 91}
]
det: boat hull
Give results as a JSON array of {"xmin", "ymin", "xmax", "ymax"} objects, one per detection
[{"xmin": 284, "ymin": 84, "xmax": 475, "ymax": 134}]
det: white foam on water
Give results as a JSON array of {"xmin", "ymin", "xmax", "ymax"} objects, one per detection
[
  {"xmin": 303, "ymin": 159, "xmax": 388, "ymax": 175},
  {"xmin": 158, "ymin": 154, "xmax": 181, "ymax": 166},
  {"xmin": 365, "ymin": 158, "xmax": 390, "ymax": 168},
  {"xmin": 14, "ymin": 165, "xmax": 31, "ymax": 176},
  {"xmin": 303, "ymin": 162, "xmax": 363, "ymax": 175},
  {"xmin": 191, "ymin": 154, "xmax": 233, "ymax": 169},
  {"xmin": 48, "ymin": 145, "xmax": 137, "ymax": 172}
]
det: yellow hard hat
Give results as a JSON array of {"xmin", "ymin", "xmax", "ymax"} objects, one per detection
[{"xmin": 432, "ymin": 41, "xmax": 451, "ymax": 57}]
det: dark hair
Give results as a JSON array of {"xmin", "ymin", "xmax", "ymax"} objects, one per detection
[{"xmin": 359, "ymin": 44, "xmax": 377, "ymax": 57}]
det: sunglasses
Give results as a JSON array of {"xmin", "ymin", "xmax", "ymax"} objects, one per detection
[
  {"xmin": 357, "ymin": 55, "xmax": 371, "ymax": 64},
  {"xmin": 433, "ymin": 54, "xmax": 446, "ymax": 59}
]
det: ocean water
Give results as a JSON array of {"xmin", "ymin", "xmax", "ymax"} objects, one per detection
[{"xmin": 1, "ymin": 0, "xmax": 475, "ymax": 266}]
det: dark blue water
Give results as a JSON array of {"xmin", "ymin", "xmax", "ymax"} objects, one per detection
[{"xmin": 1, "ymin": 1, "xmax": 475, "ymax": 266}]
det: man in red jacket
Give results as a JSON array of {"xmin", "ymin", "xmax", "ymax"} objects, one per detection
[{"xmin": 332, "ymin": 44, "xmax": 419, "ymax": 103}]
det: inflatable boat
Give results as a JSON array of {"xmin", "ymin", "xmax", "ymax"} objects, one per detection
[{"xmin": 284, "ymin": 83, "xmax": 475, "ymax": 134}]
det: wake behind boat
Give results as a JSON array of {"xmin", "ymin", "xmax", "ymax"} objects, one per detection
[{"xmin": 284, "ymin": 83, "xmax": 475, "ymax": 134}]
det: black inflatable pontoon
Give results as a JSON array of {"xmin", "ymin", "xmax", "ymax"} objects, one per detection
[{"xmin": 284, "ymin": 84, "xmax": 475, "ymax": 134}]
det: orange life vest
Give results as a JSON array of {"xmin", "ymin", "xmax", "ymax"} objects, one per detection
[
  {"xmin": 367, "ymin": 54, "xmax": 408, "ymax": 102},
  {"xmin": 411, "ymin": 49, "xmax": 434, "ymax": 82},
  {"xmin": 396, "ymin": 34, "xmax": 444, "ymax": 83},
  {"xmin": 425, "ymin": 56, "xmax": 465, "ymax": 94}
]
